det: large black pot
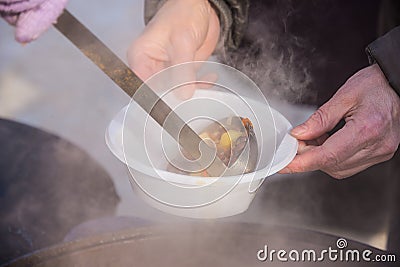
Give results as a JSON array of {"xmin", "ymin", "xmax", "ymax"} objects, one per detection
[{"xmin": 4, "ymin": 223, "xmax": 397, "ymax": 267}]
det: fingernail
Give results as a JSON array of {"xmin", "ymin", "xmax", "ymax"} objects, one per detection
[
  {"xmin": 279, "ymin": 167, "xmax": 292, "ymax": 174},
  {"xmin": 291, "ymin": 125, "xmax": 308, "ymax": 136}
]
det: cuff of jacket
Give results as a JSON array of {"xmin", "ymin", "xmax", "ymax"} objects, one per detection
[
  {"xmin": 208, "ymin": 0, "xmax": 249, "ymax": 51},
  {"xmin": 366, "ymin": 26, "xmax": 400, "ymax": 96}
]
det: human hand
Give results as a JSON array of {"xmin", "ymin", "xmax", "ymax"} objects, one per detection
[
  {"xmin": 128, "ymin": 0, "xmax": 220, "ymax": 99},
  {"xmin": 1, "ymin": 0, "xmax": 68, "ymax": 43},
  {"xmin": 280, "ymin": 64, "xmax": 400, "ymax": 178}
]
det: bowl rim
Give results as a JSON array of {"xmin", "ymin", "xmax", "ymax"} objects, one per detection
[{"xmin": 105, "ymin": 92, "xmax": 298, "ymax": 185}]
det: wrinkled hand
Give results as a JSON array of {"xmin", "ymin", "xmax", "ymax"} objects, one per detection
[
  {"xmin": 128, "ymin": 0, "xmax": 220, "ymax": 99},
  {"xmin": 1, "ymin": 0, "xmax": 67, "ymax": 43},
  {"xmin": 280, "ymin": 64, "xmax": 400, "ymax": 178}
]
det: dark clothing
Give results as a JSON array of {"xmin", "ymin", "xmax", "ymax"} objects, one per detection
[
  {"xmin": 215, "ymin": 0, "xmax": 383, "ymax": 104},
  {"xmin": 212, "ymin": 0, "xmax": 400, "ymax": 95},
  {"xmin": 366, "ymin": 26, "xmax": 400, "ymax": 95}
]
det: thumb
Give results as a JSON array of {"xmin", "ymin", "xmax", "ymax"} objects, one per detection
[
  {"xmin": 169, "ymin": 38, "xmax": 197, "ymax": 100},
  {"xmin": 291, "ymin": 91, "xmax": 352, "ymax": 140}
]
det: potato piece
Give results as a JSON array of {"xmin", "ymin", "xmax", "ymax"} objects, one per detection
[{"xmin": 219, "ymin": 130, "xmax": 242, "ymax": 149}]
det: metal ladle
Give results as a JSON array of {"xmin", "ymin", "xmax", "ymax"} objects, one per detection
[{"xmin": 211, "ymin": 116, "xmax": 258, "ymax": 175}]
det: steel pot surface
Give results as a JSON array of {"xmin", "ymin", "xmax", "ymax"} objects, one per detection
[{"xmin": 5, "ymin": 222, "xmax": 397, "ymax": 267}]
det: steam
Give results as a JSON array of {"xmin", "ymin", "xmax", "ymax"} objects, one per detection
[{"xmin": 218, "ymin": 0, "xmax": 316, "ymax": 104}]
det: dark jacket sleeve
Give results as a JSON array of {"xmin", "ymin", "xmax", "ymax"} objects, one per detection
[
  {"xmin": 366, "ymin": 26, "xmax": 400, "ymax": 95},
  {"xmin": 144, "ymin": 0, "xmax": 249, "ymax": 50},
  {"xmin": 144, "ymin": 0, "xmax": 166, "ymax": 24}
]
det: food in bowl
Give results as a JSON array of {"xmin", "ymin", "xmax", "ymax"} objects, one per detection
[{"xmin": 167, "ymin": 117, "xmax": 254, "ymax": 177}]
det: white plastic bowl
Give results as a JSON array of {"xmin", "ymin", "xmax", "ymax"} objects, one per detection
[{"xmin": 106, "ymin": 90, "xmax": 297, "ymax": 218}]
